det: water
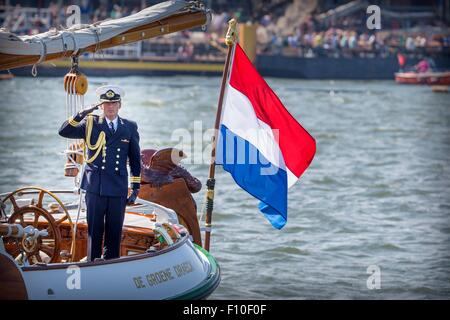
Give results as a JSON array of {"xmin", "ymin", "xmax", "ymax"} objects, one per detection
[{"xmin": 1, "ymin": 76, "xmax": 449, "ymax": 299}]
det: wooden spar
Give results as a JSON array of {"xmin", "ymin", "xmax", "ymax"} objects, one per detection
[
  {"xmin": 0, "ymin": 11, "xmax": 207, "ymax": 71},
  {"xmin": 203, "ymin": 19, "xmax": 237, "ymax": 252}
]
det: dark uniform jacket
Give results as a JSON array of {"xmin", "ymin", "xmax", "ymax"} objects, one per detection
[{"xmin": 59, "ymin": 113, "xmax": 141, "ymax": 197}]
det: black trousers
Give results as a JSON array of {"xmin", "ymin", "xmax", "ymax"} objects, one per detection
[{"xmin": 85, "ymin": 192, "xmax": 127, "ymax": 261}]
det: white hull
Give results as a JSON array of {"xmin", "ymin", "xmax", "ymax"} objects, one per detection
[{"xmin": 21, "ymin": 238, "xmax": 219, "ymax": 300}]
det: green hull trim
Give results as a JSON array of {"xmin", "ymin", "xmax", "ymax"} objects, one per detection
[{"xmin": 166, "ymin": 245, "xmax": 221, "ymax": 300}]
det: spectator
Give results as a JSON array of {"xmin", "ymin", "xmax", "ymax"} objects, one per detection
[
  {"xmin": 405, "ymin": 36, "xmax": 416, "ymax": 51},
  {"xmin": 415, "ymin": 58, "xmax": 430, "ymax": 73}
]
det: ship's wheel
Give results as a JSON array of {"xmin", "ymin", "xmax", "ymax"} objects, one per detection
[{"xmin": 1, "ymin": 187, "xmax": 75, "ymax": 265}]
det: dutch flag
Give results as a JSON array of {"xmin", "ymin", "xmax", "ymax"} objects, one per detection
[{"xmin": 216, "ymin": 44, "xmax": 316, "ymax": 229}]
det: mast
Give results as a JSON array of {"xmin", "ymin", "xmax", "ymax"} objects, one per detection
[{"xmin": 203, "ymin": 19, "xmax": 237, "ymax": 252}]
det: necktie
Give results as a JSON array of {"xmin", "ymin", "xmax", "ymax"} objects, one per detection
[{"xmin": 109, "ymin": 121, "xmax": 115, "ymax": 134}]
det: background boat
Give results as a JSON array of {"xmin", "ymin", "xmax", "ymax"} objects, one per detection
[{"xmin": 395, "ymin": 71, "xmax": 450, "ymax": 85}]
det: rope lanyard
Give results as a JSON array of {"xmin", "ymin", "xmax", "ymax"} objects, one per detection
[{"xmin": 84, "ymin": 114, "xmax": 106, "ymax": 164}]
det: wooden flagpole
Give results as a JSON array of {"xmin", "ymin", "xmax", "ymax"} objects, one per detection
[{"xmin": 203, "ymin": 19, "xmax": 237, "ymax": 252}]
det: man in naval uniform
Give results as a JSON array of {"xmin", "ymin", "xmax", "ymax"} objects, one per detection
[{"xmin": 59, "ymin": 85, "xmax": 141, "ymax": 261}]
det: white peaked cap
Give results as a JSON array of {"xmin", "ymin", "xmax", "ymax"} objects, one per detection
[{"xmin": 95, "ymin": 85, "xmax": 125, "ymax": 102}]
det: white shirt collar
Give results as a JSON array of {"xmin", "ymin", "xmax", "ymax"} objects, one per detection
[{"xmin": 106, "ymin": 117, "xmax": 118, "ymax": 129}]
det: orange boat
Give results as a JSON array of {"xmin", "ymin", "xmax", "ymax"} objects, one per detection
[{"xmin": 395, "ymin": 71, "xmax": 450, "ymax": 85}]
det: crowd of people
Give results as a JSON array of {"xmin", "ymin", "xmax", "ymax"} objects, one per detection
[
  {"xmin": 254, "ymin": 13, "xmax": 450, "ymax": 58},
  {"xmin": 1, "ymin": 2, "xmax": 449, "ymax": 61},
  {"xmin": 1, "ymin": 2, "xmax": 142, "ymax": 35}
]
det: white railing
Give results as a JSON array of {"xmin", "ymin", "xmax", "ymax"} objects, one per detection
[{"xmin": 93, "ymin": 42, "xmax": 143, "ymax": 60}]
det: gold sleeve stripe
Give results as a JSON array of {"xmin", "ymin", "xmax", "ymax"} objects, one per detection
[
  {"xmin": 68, "ymin": 117, "xmax": 80, "ymax": 126},
  {"xmin": 130, "ymin": 176, "xmax": 141, "ymax": 183}
]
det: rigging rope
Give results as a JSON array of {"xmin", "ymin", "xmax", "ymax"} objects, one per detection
[
  {"xmin": 31, "ymin": 37, "xmax": 47, "ymax": 77},
  {"xmin": 63, "ymin": 55, "xmax": 88, "ymax": 185},
  {"xmin": 62, "ymin": 55, "xmax": 92, "ymax": 262}
]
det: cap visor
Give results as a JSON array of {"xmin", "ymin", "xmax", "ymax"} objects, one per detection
[{"xmin": 99, "ymin": 99, "xmax": 121, "ymax": 102}]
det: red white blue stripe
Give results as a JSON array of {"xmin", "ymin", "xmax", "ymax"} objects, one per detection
[{"xmin": 216, "ymin": 44, "xmax": 316, "ymax": 229}]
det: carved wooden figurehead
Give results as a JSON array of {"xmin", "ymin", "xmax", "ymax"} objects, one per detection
[{"xmin": 138, "ymin": 148, "xmax": 202, "ymax": 246}]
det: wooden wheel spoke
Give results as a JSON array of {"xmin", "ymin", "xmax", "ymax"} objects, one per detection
[
  {"xmin": 36, "ymin": 190, "xmax": 45, "ymax": 208},
  {"xmin": 45, "ymin": 228, "xmax": 54, "ymax": 237},
  {"xmin": 9, "ymin": 196, "xmax": 19, "ymax": 211},
  {"xmin": 18, "ymin": 214, "xmax": 25, "ymax": 226},
  {"xmin": 55, "ymin": 215, "xmax": 68, "ymax": 226},
  {"xmin": 5, "ymin": 188, "xmax": 72, "ymax": 265},
  {"xmin": 40, "ymin": 244, "xmax": 55, "ymax": 257},
  {"xmin": 33, "ymin": 211, "xmax": 40, "ymax": 227},
  {"xmin": 28, "ymin": 252, "xmax": 42, "ymax": 263},
  {"xmin": 34, "ymin": 253, "xmax": 42, "ymax": 263}
]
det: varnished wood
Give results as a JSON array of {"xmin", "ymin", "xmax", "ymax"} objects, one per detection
[
  {"xmin": 10, "ymin": 218, "xmax": 156, "ymax": 262},
  {"xmin": 139, "ymin": 179, "xmax": 202, "ymax": 246},
  {"xmin": 36, "ymin": 190, "xmax": 44, "ymax": 208},
  {"xmin": 6, "ymin": 206, "xmax": 61, "ymax": 264},
  {"xmin": 204, "ymin": 21, "xmax": 236, "ymax": 251}
]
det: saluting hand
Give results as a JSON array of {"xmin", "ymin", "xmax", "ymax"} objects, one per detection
[{"xmin": 78, "ymin": 103, "xmax": 101, "ymax": 119}]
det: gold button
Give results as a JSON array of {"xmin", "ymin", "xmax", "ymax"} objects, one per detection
[
  {"xmin": 117, "ymin": 148, "xmax": 121, "ymax": 152},
  {"xmin": 102, "ymin": 159, "xmax": 106, "ymax": 163},
  {"xmin": 116, "ymin": 155, "xmax": 120, "ymax": 158},
  {"xmin": 115, "ymin": 167, "xmax": 119, "ymax": 171},
  {"xmin": 101, "ymin": 166, "xmax": 105, "ymax": 170},
  {"xmin": 116, "ymin": 161, "xmax": 119, "ymax": 164}
]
